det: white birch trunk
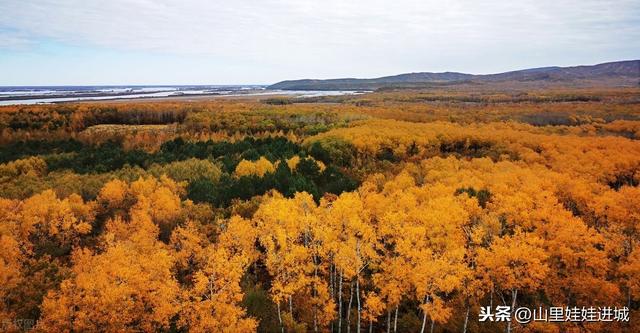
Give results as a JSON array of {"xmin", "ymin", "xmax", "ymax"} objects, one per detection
[
  {"xmin": 420, "ymin": 296, "xmax": 429, "ymax": 333},
  {"xmin": 277, "ymin": 302, "xmax": 284, "ymax": 333},
  {"xmin": 507, "ymin": 289, "xmax": 518, "ymax": 333},
  {"xmin": 347, "ymin": 282, "xmax": 354, "ymax": 333},
  {"xmin": 393, "ymin": 305, "xmax": 398, "ymax": 333},
  {"xmin": 338, "ymin": 270, "xmax": 343, "ymax": 333},
  {"xmin": 463, "ymin": 300, "xmax": 470, "ymax": 333},
  {"xmin": 356, "ymin": 277, "xmax": 361, "ymax": 333}
]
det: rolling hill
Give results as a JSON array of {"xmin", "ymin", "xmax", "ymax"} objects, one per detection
[{"xmin": 268, "ymin": 60, "xmax": 640, "ymax": 90}]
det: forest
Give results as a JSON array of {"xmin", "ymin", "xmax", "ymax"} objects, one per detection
[{"xmin": 0, "ymin": 88, "xmax": 639, "ymax": 332}]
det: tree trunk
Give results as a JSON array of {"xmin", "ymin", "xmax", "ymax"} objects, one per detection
[
  {"xmin": 331, "ymin": 264, "xmax": 335, "ymax": 299},
  {"xmin": 393, "ymin": 305, "xmax": 398, "ymax": 333},
  {"xmin": 507, "ymin": 289, "xmax": 518, "ymax": 333},
  {"xmin": 369, "ymin": 319, "xmax": 373, "ymax": 333},
  {"xmin": 356, "ymin": 277, "xmax": 361, "ymax": 333},
  {"xmin": 330, "ymin": 265, "xmax": 335, "ymax": 333},
  {"xmin": 420, "ymin": 296, "xmax": 430, "ymax": 333},
  {"xmin": 338, "ymin": 270, "xmax": 343, "ymax": 333},
  {"xmin": 314, "ymin": 261, "xmax": 318, "ymax": 333},
  {"xmin": 463, "ymin": 300, "xmax": 470, "ymax": 333},
  {"xmin": 277, "ymin": 302, "xmax": 284, "ymax": 333},
  {"xmin": 420, "ymin": 309, "xmax": 428, "ymax": 333},
  {"xmin": 347, "ymin": 282, "xmax": 354, "ymax": 333},
  {"xmin": 289, "ymin": 295, "xmax": 294, "ymax": 316},
  {"xmin": 490, "ymin": 287, "xmax": 493, "ymax": 309},
  {"xmin": 430, "ymin": 318, "xmax": 435, "ymax": 333},
  {"xmin": 387, "ymin": 309, "xmax": 391, "ymax": 333}
]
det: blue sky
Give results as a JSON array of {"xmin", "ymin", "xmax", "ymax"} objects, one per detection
[{"xmin": 0, "ymin": 0, "xmax": 638, "ymax": 85}]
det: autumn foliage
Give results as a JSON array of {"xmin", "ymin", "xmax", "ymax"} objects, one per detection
[{"xmin": 0, "ymin": 89, "xmax": 639, "ymax": 332}]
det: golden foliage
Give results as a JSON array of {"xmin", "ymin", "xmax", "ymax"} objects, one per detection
[
  {"xmin": 2, "ymin": 90, "xmax": 640, "ymax": 331},
  {"xmin": 234, "ymin": 157, "xmax": 276, "ymax": 178}
]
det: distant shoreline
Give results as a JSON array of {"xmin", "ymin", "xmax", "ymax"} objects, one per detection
[{"xmin": 0, "ymin": 88, "xmax": 364, "ymax": 106}]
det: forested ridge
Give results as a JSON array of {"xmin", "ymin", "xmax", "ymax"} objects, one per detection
[
  {"xmin": 267, "ymin": 60, "xmax": 640, "ymax": 91},
  {"xmin": 0, "ymin": 89, "xmax": 639, "ymax": 332}
]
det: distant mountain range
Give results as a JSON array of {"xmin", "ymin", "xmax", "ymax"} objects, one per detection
[{"xmin": 268, "ymin": 60, "xmax": 640, "ymax": 90}]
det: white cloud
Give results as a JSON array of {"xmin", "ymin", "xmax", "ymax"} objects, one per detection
[
  {"xmin": 0, "ymin": 0, "xmax": 638, "ymax": 83},
  {"xmin": 0, "ymin": 29, "xmax": 35, "ymax": 49}
]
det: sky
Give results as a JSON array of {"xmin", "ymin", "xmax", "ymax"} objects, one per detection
[{"xmin": 0, "ymin": 0, "xmax": 638, "ymax": 85}]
